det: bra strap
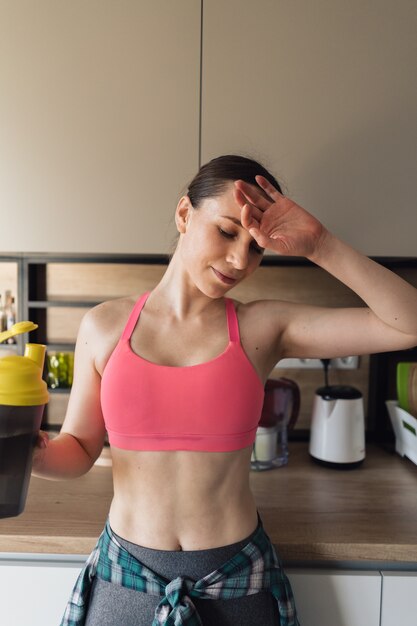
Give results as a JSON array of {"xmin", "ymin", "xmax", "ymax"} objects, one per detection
[
  {"xmin": 225, "ymin": 298, "xmax": 240, "ymax": 343},
  {"xmin": 121, "ymin": 291, "xmax": 151, "ymax": 341}
]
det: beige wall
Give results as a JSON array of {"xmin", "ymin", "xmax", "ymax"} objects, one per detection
[
  {"xmin": 0, "ymin": 0, "xmax": 200, "ymax": 254},
  {"xmin": 0, "ymin": 1, "xmax": 416, "ymax": 255},
  {"xmin": 201, "ymin": 0, "xmax": 417, "ymax": 256}
]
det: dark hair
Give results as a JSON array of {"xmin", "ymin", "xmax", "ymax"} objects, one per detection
[{"xmin": 187, "ymin": 154, "xmax": 283, "ymax": 208}]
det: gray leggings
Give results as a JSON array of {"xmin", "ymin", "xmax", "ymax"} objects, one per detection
[{"xmin": 85, "ymin": 518, "xmax": 280, "ymax": 626}]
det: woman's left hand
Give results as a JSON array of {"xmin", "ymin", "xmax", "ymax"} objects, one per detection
[{"xmin": 234, "ymin": 175, "xmax": 327, "ymax": 258}]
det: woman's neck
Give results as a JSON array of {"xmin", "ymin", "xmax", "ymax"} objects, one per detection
[{"xmin": 148, "ymin": 254, "xmax": 223, "ymax": 320}]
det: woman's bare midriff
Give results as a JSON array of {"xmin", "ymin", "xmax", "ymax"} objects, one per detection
[{"xmin": 108, "ymin": 445, "xmax": 259, "ymax": 551}]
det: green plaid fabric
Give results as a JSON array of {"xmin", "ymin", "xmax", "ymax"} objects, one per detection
[{"xmin": 61, "ymin": 517, "xmax": 299, "ymax": 625}]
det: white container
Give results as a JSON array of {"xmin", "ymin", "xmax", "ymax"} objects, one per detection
[
  {"xmin": 250, "ymin": 424, "xmax": 289, "ymax": 470},
  {"xmin": 251, "ymin": 426, "xmax": 278, "ymax": 462},
  {"xmin": 309, "ymin": 385, "xmax": 365, "ymax": 466},
  {"xmin": 386, "ymin": 400, "xmax": 417, "ymax": 466}
]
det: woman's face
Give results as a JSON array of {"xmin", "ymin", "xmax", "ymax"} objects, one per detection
[{"xmin": 176, "ymin": 182, "xmax": 265, "ymax": 297}]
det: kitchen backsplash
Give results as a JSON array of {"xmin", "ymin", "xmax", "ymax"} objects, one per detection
[
  {"xmin": 2, "ymin": 260, "xmax": 417, "ymax": 432},
  {"xmin": 45, "ymin": 262, "xmax": 370, "ymax": 431}
]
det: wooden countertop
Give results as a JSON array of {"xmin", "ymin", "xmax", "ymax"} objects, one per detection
[{"xmin": 0, "ymin": 443, "xmax": 416, "ymax": 563}]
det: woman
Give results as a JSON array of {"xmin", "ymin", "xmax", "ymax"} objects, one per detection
[{"xmin": 33, "ymin": 154, "xmax": 417, "ymax": 626}]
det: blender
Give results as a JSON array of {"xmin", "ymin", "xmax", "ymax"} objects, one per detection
[{"xmin": 251, "ymin": 377, "xmax": 300, "ymax": 470}]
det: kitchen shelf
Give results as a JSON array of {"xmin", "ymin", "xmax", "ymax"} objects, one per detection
[
  {"xmin": 28, "ymin": 300, "xmax": 103, "ymax": 308},
  {"xmin": 46, "ymin": 342, "xmax": 76, "ymax": 351}
]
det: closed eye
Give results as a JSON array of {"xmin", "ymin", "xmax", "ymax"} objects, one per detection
[
  {"xmin": 219, "ymin": 228, "xmax": 234, "ymax": 239},
  {"xmin": 218, "ymin": 228, "xmax": 264, "ymax": 254}
]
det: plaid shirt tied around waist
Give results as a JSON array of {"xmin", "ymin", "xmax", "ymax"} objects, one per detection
[{"xmin": 61, "ymin": 517, "xmax": 299, "ymax": 626}]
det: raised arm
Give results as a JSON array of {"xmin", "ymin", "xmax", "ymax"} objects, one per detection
[{"xmin": 234, "ymin": 176, "xmax": 417, "ymax": 360}]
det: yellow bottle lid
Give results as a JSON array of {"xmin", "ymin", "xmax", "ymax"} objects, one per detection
[{"xmin": 0, "ymin": 344, "xmax": 49, "ymax": 406}]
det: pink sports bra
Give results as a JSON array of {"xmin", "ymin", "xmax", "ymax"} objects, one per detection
[{"xmin": 100, "ymin": 291, "xmax": 265, "ymax": 452}]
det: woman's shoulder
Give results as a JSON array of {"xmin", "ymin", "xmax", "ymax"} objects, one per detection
[
  {"xmin": 84, "ymin": 294, "xmax": 139, "ymax": 334},
  {"xmin": 79, "ymin": 294, "xmax": 143, "ymax": 375}
]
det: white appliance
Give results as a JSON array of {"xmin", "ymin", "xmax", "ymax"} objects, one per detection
[{"xmin": 309, "ymin": 385, "xmax": 365, "ymax": 468}]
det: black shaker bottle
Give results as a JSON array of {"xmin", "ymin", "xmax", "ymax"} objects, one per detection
[{"xmin": 0, "ymin": 338, "xmax": 49, "ymax": 518}]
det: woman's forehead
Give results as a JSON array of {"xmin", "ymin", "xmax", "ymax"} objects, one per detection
[{"xmin": 200, "ymin": 181, "xmax": 266, "ymax": 218}]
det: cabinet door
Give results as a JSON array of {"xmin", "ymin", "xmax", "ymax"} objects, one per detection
[
  {"xmin": 0, "ymin": 557, "xmax": 85, "ymax": 626},
  {"xmin": 201, "ymin": 0, "xmax": 417, "ymax": 255},
  {"xmin": 286, "ymin": 569, "xmax": 381, "ymax": 626},
  {"xmin": 381, "ymin": 571, "xmax": 417, "ymax": 626},
  {"xmin": 0, "ymin": 1, "xmax": 200, "ymax": 254}
]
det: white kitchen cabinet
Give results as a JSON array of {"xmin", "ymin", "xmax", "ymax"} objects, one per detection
[
  {"xmin": 0, "ymin": 1, "xmax": 200, "ymax": 254},
  {"xmin": 201, "ymin": 0, "xmax": 417, "ymax": 256},
  {"xmin": 0, "ymin": 555, "xmax": 85, "ymax": 626},
  {"xmin": 286, "ymin": 569, "xmax": 382, "ymax": 626},
  {"xmin": 380, "ymin": 571, "xmax": 417, "ymax": 626},
  {"xmin": 3, "ymin": 558, "xmax": 416, "ymax": 626}
]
